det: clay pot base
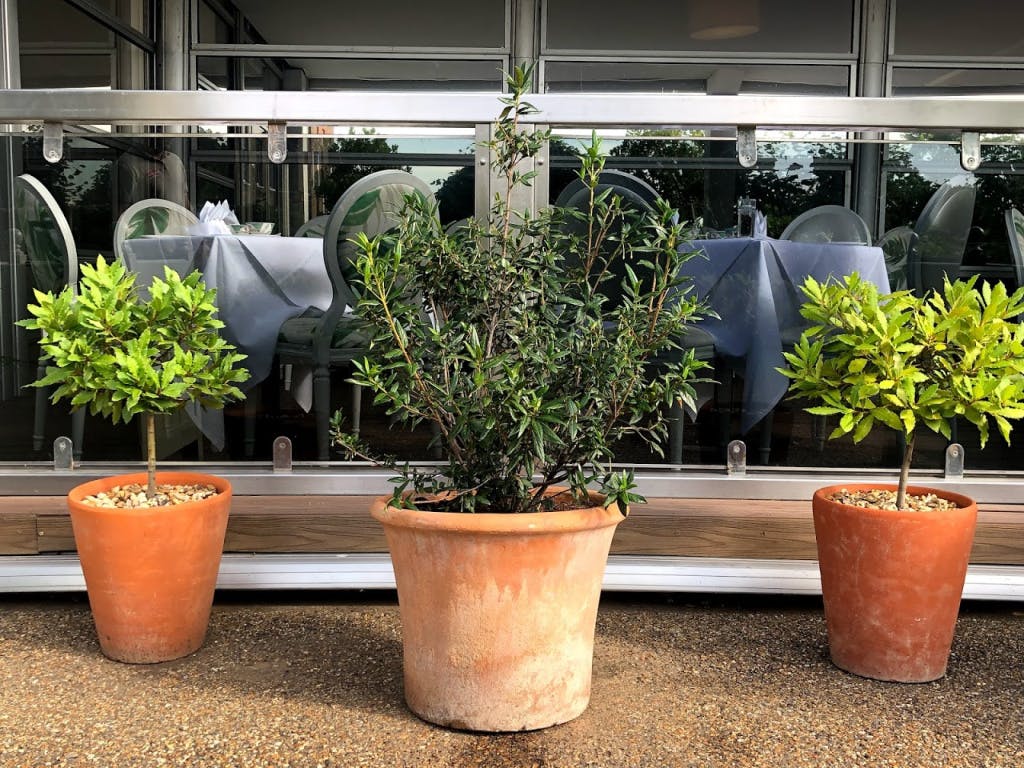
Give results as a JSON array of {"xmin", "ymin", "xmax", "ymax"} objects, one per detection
[{"xmin": 812, "ymin": 483, "xmax": 978, "ymax": 683}]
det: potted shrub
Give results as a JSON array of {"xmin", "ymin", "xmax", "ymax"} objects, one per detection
[
  {"xmin": 781, "ymin": 273, "xmax": 1024, "ymax": 682},
  {"xmin": 21, "ymin": 256, "xmax": 249, "ymax": 663},
  {"xmin": 331, "ymin": 65, "xmax": 708, "ymax": 731}
]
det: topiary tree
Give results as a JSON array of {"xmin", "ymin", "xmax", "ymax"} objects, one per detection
[
  {"xmin": 20, "ymin": 256, "xmax": 250, "ymax": 497},
  {"xmin": 781, "ymin": 273, "xmax": 1024, "ymax": 508}
]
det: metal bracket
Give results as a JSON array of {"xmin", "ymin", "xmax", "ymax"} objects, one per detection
[
  {"xmin": 53, "ymin": 437, "xmax": 73, "ymax": 470},
  {"xmin": 736, "ymin": 126, "xmax": 757, "ymax": 168},
  {"xmin": 272, "ymin": 436, "xmax": 293, "ymax": 472},
  {"xmin": 267, "ymin": 122, "xmax": 287, "ymax": 164},
  {"xmin": 42, "ymin": 122, "xmax": 63, "ymax": 163},
  {"xmin": 945, "ymin": 443, "xmax": 965, "ymax": 479},
  {"xmin": 960, "ymin": 131, "xmax": 981, "ymax": 171},
  {"xmin": 726, "ymin": 440, "xmax": 747, "ymax": 476}
]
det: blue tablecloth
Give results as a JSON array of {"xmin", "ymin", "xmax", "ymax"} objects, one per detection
[
  {"xmin": 121, "ymin": 234, "xmax": 330, "ymax": 449},
  {"xmin": 122, "ymin": 234, "xmax": 330, "ymax": 388},
  {"xmin": 680, "ymin": 237, "xmax": 890, "ymax": 434}
]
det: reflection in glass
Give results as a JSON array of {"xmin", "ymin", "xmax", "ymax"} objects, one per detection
[
  {"xmin": 545, "ymin": 0, "xmax": 854, "ymax": 53},
  {"xmin": 545, "ymin": 62, "xmax": 849, "ymax": 95}
]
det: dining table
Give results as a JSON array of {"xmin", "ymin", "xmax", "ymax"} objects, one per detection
[
  {"xmin": 121, "ymin": 233, "xmax": 331, "ymax": 448},
  {"xmin": 679, "ymin": 236, "xmax": 891, "ymax": 435}
]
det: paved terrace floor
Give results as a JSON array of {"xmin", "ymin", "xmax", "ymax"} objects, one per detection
[{"xmin": 1, "ymin": 591, "xmax": 1022, "ymax": 768}]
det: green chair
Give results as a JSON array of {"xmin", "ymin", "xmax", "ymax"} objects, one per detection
[
  {"xmin": 14, "ymin": 174, "xmax": 85, "ymax": 459},
  {"xmin": 275, "ymin": 170, "xmax": 436, "ymax": 460},
  {"xmin": 113, "ymin": 198, "xmax": 198, "ymax": 264}
]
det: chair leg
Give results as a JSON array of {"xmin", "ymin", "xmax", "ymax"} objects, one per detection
[
  {"xmin": 71, "ymin": 408, "xmax": 85, "ymax": 461},
  {"xmin": 758, "ymin": 410, "xmax": 774, "ymax": 465},
  {"xmin": 243, "ymin": 391, "xmax": 258, "ymax": 458},
  {"xmin": 314, "ymin": 365, "xmax": 332, "ymax": 461},
  {"xmin": 349, "ymin": 381, "xmax": 362, "ymax": 438},
  {"xmin": 430, "ymin": 421, "xmax": 443, "ymax": 460},
  {"xmin": 668, "ymin": 400, "xmax": 684, "ymax": 465},
  {"xmin": 812, "ymin": 414, "xmax": 828, "ymax": 451},
  {"xmin": 32, "ymin": 381, "xmax": 48, "ymax": 452}
]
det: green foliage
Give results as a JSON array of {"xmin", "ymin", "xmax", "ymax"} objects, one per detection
[
  {"xmin": 780, "ymin": 273, "xmax": 1024, "ymax": 503},
  {"xmin": 332, "ymin": 65, "xmax": 709, "ymax": 514},
  {"xmin": 20, "ymin": 256, "xmax": 250, "ymax": 458}
]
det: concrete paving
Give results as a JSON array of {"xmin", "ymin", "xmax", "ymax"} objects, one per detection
[{"xmin": 1, "ymin": 591, "xmax": 1022, "ymax": 767}]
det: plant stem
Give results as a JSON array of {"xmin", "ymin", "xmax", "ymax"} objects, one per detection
[
  {"xmin": 897, "ymin": 431, "xmax": 915, "ymax": 510},
  {"xmin": 146, "ymin": 412, "xmax": 157, "ymax": 498}
]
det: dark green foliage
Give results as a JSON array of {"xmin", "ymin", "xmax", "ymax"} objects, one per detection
[{"xmin": 332, "ymin": 65, "xmax": 709, "ymax": 514}]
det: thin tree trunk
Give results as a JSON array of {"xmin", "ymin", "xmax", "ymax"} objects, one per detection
[
  {"xmin": 896, "ymin": 431, "xmax": 915, "ymax": 510},
  {"xmin": 146, "ymin": 412, "xmax": 157, "ymax": 498}
]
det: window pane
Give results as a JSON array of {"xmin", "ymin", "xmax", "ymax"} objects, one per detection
[
  {"xmin": 884, "ymin": 140, "xmax": 1024, "ymax": 289},
  {"xmin": 545, "ymin": 62, "xmax": 849, "ymax": 95},
  {"xmin": 198, "ymin": 1, "xmax": 235, "ymax": 44},
  {"xmin": 199, "ymin": 57, "xmax": 504, "ymax": 91},
  {"xmin": 20, "ymin": 53, "xmax": 111, "ymax": 88},
  {"xmin": 19, "ymin": 0, "xmax": 112, "ymax": 45},
  {"xmin": 19, "ymin": 0, "xmax": 152, "ymax": 89},
  {"xmin": 545, "ymin": 0, "xmax": 854, "ymax": 54},
  {"xmin": 893, "ymin": 0, "xmax": 1024, "ymax": 57},
  {"xmin": 891, "ymin": 67, "xmax": 1024, "ymax": 96},
  {"xmin": 228, "ymin": 0, "xmax": 505, "ymax": 48}
]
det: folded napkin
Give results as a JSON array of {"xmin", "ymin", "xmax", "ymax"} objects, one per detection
[
  {"xmin": 754, "ymin": 211, "xmax": 768, "ymax": 239},
  {"xmin": 188, "ymin": 200, "xmax": 239, "ymax": 235}
]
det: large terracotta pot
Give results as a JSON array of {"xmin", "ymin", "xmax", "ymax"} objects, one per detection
[
  {"xmin": 812, "ymin": 483, "xmax": 977, "ymax": 683},
  {"xmin": 371, "ymin": 490, "xmax": 624, "ymax": 732},
  {"xmin": 67, "ymin": 471, "xmax": 231, "ymax": 664}
]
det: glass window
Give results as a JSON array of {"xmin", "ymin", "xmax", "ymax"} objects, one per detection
[
  {"xmin": 893, "ymin": 1, "xmax": 1024, "ymax": 58},
  {"xmin": 545, "ymin": 0, "xmax": 854, "ymax": 54},
  {"xmin": 19, "ymin": 0, "xmax": 113, "ymax": 45},
  {"xmin": 198, "ymin": 57, "xmax": 504, "ymax": 91},
  {"xmin": 883, "ymin": 139, "xmax": 1024, "ymax": 291},
  {"xmin": 18, "ymin": 0, "xmax": 152, "ymax": 89},
  {"xmin": 544, "ymin": 62, "xmax": 850, "ymax": 95},
  {"xmin": 198, "ymin": 1, "xmax": 235, "ymax": 44},
  {"xmin": 20, "ymin": 53, "xmax": 112, "ymax": 89},
  {"xmin": 891, "ymin": 68, "xmax": 1024, "ymax": 96},
  {"xmin": 225, "ymin": 0, "xmax": 505, "ymax": 48}
]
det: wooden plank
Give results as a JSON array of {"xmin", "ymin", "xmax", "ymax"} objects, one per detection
[
  {"xmin": 36, "ymin": 514, "xmax": 75, "ymax": 553},
  {"xmin": 0, "ymin": 515, "xmax": 37, "ymax": 554},
  {"xmin": 10, "ymin": 495, "xmax": 1024, "ymax": 565},
  {"xmin": 0, "ymin": 498, "xmax": 67, "ymax": 554}
]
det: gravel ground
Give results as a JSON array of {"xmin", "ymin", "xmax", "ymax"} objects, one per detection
[{"xmin": 1, "ymin": 592, "xmax": 1022, "ymax": 768}]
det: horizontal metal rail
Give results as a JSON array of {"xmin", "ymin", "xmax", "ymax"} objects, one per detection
[{"xmin": 0, "ymin": 90, "xmax": 1022, "ymax": 132}]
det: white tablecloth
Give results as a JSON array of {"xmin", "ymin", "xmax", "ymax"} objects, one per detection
[
  {"xmin": 680, "ymin": 237, "xmax": 890, "ymax": 433},
  {"xmin": 121, "ymin": 234, "xmax": 331, "ymax": 448}
]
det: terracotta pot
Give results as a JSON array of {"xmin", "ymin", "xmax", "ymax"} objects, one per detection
[
  {"xmin": 371, "ymin": 490, "xmax": 624, "ymax": 731},
  {"xmin": 812, "ymin": 483, "xmax": 977, "ymax": 683},
  {"xmin": 67, "ymin": 471, "xmax": 231, "ymax": 664}
]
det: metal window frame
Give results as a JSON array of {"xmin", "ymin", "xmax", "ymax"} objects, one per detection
[{"xmin": 2, "ymin": 87, "xmax": 1023, "ymax": 500}]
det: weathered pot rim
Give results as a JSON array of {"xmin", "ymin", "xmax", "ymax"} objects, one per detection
[
  {"xmin": 812, "ymin": 482, "xmax": 976, "ymax": 519},
  {"xmin": 67, "ymin": 471, "xmax": 232, "ymax": 519},
  {"xmin": 370, "ymin": 488, "xmax": 624, "ymax": 534}
]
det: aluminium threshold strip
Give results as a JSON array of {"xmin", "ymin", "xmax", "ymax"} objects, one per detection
[{"xmin": 1, "ymin": 554, "xmax": 1022, "ymax": 601}]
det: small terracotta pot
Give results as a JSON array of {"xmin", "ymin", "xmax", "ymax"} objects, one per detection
[
  {"xmin": 67, "ymin": 471, "xmax": 231, "ymax": 664},
  {"xmin": 812, "ymin": 483, "xmax": 977, "ymax": 683},
  {"xmin": 371, "ymin": 490, "xmax": 624, "ymax": 732}
]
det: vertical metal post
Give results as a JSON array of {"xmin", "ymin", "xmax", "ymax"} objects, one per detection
[
  {"xmin": 852, "ymin": 0, "xmax": 888, "ymax": 237},
  {"xmin": 511, "ymin": 0, "xmax": 538, "ymax": 73},
  {"xmin": 0, "ymin": 0, "xmax": 21, "ymax": 400},
  {"xmin": 160, "ymin": 0, "xmax": 188, "ymax": 206}
]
